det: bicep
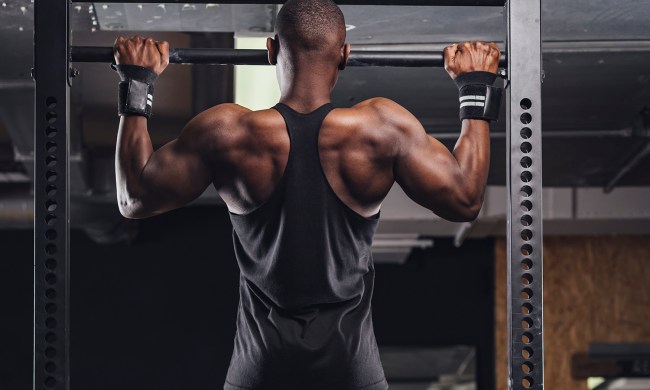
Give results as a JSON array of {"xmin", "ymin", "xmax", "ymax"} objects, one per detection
[
  {"xmin": 139, "ymin": 125, "xmax": 214, "ymax": 215},
  {"xmin": 394, "ymin": 128, "xmax": 466, "ymax": 215},
  {"xmin": 377, "ymin": 97, "xmax": 478, "ymax": 221}
]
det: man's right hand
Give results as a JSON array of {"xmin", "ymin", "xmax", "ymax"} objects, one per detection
[
  {"xmin": 443, "ymin": 41, "xmax": 500, "ymax": 80},
  {"xmin": 114, "ymin": 36, "xmax": 170, "ymax": 76}
]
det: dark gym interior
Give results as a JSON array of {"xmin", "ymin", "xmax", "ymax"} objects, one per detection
[{"xmin": 2, "ymin": 1, "xmax": 650, "ymax": 390}]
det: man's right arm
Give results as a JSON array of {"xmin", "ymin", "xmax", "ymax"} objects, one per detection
[{"xmin": 388, "ymin": 41, "xmax": 500, "ymax": 222}]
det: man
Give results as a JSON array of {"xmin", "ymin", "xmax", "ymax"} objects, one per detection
[{"xmin": 113, "ymin": 0, "xmax": 500, "ymax": 388}]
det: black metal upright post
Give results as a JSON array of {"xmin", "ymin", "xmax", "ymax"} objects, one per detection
[
  {"xmin": 506, "ymin": 0, "xmax": 544, "ymax": 389},
  {"xmin": 34, "ymin": 0, "xmax": 70, "ymax": 388}
]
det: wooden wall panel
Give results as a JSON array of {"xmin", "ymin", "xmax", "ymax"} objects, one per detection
[{"xmin": 495, "ymin": 236, "xmax": 650, "ymax": 390}]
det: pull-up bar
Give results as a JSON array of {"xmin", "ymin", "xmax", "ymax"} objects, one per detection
[
  {"xmin": 71, "ymin": 46, "xmax": 507, "ymax": 68},
  {"xmin": 91, "ymin": 0, "xmax": 505, "ymax": 5}
]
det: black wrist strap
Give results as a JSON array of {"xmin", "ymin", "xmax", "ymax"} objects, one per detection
[
  {"xmin": 118, "ymin": 80, "xmax": 154, "ymax": 118},
  {"xmin": 454, "ymin": 71, "xmax": 503, "ymax": 122},
  {"xmin": 113, "ymin": 64, "xmax": 157, "ymax": 119}
]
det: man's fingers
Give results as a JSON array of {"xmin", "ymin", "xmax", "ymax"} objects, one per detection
[
  {"xmin": 156, "ymin": 41, "xmax": 170, "ymax": 67},
  {"xmin": 444, "ymin": 44, "xmax": 458, "ymax": 60},
  {"xmin": 475, "ymin": 41, "xmax": 489, "ymax": 50},
  {"xmin": 444, "ymin": 44, "xmax": 458, "ymax": 53},
  {"xmin": 489, "ymin": 46, "xmax": 500, "ymax": 59},
  {"xmin": 489, "ymin": 43, "xmax": 501, "ymax": 57},
  {"xmin": 458, "ymin": 41, "xmax": 471, "ymax": 51}
]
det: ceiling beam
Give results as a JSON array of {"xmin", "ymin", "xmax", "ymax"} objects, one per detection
[{"xmin": 89, "ymin": 1, "xmax": 505, "ymax": 6}]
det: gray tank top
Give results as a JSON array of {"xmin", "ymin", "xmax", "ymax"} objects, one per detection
[{"xmin": 225, "ymin": 102, "xmax": 387, "ymax": 390}]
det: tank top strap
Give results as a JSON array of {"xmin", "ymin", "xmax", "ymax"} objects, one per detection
[{"xmin": 272, "ymin": 102, "xmax": 335, "ymax": 174}]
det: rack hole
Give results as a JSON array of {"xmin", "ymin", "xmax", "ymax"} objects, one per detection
[
  {"xmin": 45, "ymin": 377, "xmax": 56, "ymax": 388},
  {"xmin": 45, "ymin": 361, "xmax": 56, "ymax": 373},
  {"xmin": 46, "ymin": 170, "xmax": 57, "ymax": 183},
  {"xmin": 45, "ymin": 140, "xmax": 57, "ymax": 153},
  {"xmin": 522, "ymin": 273, "xmax": 533, "ymax": 285},
  {"xmin": 45, "ymin": 273, "xmax": 57, "ymax": 285},
  {"xmin": 520, "ymin": 113, "xmax": 532, "ymax": 124},
  {"xmin": 521, "ymin": 229, "xmax": 533, "ymax": 241},
  {"xmin": 45, "ymin": 230, "xmax": 57, "ymax": 241},
  {"xmin": 45, "ymin": 214, "xmax": 57, "ymax": 226},
  {"xmin": 521, "ymin": 214, "xmax": 533, "ymax": 226},
  {"xmin": 520, "ymin": 127, "xmax": 532, "ymax": 139},
  {"xmin": 521, "ymin": 244, "xmax": 533, "ymax": 256},
  {"xmin": 521, "ymin": 200, "xmax": 533, "ymax": 212},
  {"xmin": 45, "ymin": 347, "xmax": 56, "ymax": 358},
  {"xmin": 520, "ymin": 185, "xmax": 532, "ymax": 197},
  {"xmin": 523, "ymin": 376, "xmax": 534, "ymax": 388},
  {"xmin": 45, "ymin": 244, "xmax": 57, "ymax": 255},
  {"xmin": 45, "ymin": 333, "xmax": 57, "ymax": 344},
  {"xmin": 45, "ymin": 317, "xmax": 57, "ymax": 329},
  {"xmin": 520, "ymin": 142, "xmax": 532, "ymax": 154},
  {"xmin": 46, "ymin": 97, "xmax": 57, "ymax": 109},
  {"xmin": 521, "ymin": 258, "xmax": 533, "ymax": 271},
  {"xmin": 520, "ymin": 171, "xmax": 532, "ymax": 183},
  {"xmin": 522, "ymin": 361, "xmax": 534, "ymax": 374},
  {"xmin": 46, "ymin": 111, "xmax": 57, "ymax": 124},
  {"xmin": 46, "ymin": 185, "xmax": 57, "ymax": 197},
  {"xmin": 521, "ymin": 317, "xmax": 533, "ymax": 329},
  {"xmin": 521, "ymin": 288, "xmax": 533, "ymax": 300},
  {"xmin": 520, "ymin": 156, "xmax": 532, "ymax": 168},
  {"xmin": 46, "ymin": 126, "xmax": 57, "ymax": 138},
  {"xmin": 45, "ymin": 289, "xmax": 57, "ymax": 299},
  {"xmin": 46, "ymin": 155, "xmax": 57, "ymax": 167},
  {"xmin": 521, "ymin": 302, "xmax": 534, "ymax": 314},
  {"xmin": 46, "ymin": 200, "xmax": 57, "ymax": 212},
  {"xmin": 520, "ymin": 98, "xmax": 532, "ymax": 110},
  {"xmin": 522, "ymin": 332, "xmax": 534, "ymax": 344},
  {"xmin": 522, "ymin": 346, "xmax": 534, "ymax": 359},
  {"xmin": 46, "ymin": 303, "xmax": 57, "ymax": 314},
  {"xmin": 46, "ymin": 258, "xmax": 57, "ymax": 269}
]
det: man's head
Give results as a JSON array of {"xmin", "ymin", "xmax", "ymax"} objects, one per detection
[{"xmin": 267, "ymin": 0, "xmax": 350, "ymax": 70}]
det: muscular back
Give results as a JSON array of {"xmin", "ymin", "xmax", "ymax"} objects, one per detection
[{"xmin": 211, "ymin": 99, "xmax": 398, "ymax": 218}]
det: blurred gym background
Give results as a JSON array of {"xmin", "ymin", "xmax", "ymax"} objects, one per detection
[{"xmin": 2, "ymin": 1, "xmax": 650, "ymax": 389}]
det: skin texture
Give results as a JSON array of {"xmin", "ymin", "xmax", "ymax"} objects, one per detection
[{"xmin": 113, "ymin": 35, "xmax": 500, "ymax": 222}]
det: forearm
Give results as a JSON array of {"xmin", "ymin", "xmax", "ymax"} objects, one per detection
[
  {"xmin": 115, "ymin": 115, "xmax": 154, "ymax": 215},
  {"xmin": 451, "ymin": 119, "xmax": 491, "ymax": 212}
]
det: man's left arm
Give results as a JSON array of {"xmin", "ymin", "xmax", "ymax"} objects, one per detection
[{"xmin": 113, "ymin": 36, "xmax": 214, "ymax": 219}]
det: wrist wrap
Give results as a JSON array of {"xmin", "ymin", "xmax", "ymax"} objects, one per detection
[
  {"xmin": 454, "ymin": 71, "xmax": 503, "ymax": 122},
  {"xmin": 113, "ymin": 64, "xmax": 158, "ymax": 119}
]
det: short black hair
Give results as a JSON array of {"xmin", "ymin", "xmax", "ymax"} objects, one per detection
[{"xmin": 275, "ymin": 0, "xmax": 346, "ymax": 54}]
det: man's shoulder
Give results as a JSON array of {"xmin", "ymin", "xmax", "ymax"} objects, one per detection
[
  {"xmin": 333, "ymin": 98, "xmax": 414, "ymax": 138},
  {"xmin": 186, "ymin": 103, "xmax": 283, "ymax": 148},
  {"xmin": 192, "ymin": 103, "xmax": 251, "ymax": 130},
  {"xmin": 346, "ymin": 97, "xmax": 423, "ymax": 138},
  {"xmin": 350, "ymin": 97, "xmax": 405, "ymax": 116}
]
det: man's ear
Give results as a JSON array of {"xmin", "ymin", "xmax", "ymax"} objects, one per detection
[
  {"xmin": 267, "ymin": 36, "xmax": 278, "ymax": 65},
  {"xmin": 339, "ymin": 43, "xmax": 351, "ymax": 71}
]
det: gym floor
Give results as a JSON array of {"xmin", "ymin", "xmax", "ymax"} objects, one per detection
[{"xmin": 2, "ymin": 1, "xmax": 650, "ymax": 390}]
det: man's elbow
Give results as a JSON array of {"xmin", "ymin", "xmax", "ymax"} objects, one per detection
[
  {"xmin": 452, "ymin": 197, "xmax": 483, "ymax": 222},
  {"xmin": 458, "ymin": 203, "xmax": 481, "ymax": 222},
  {"xmin": 119, "ymin": 204, "xmax": 144, "ymax": 220},
  {"xmin": 117, "ymin": 195, "xmax": 151, "ymax": 220}
]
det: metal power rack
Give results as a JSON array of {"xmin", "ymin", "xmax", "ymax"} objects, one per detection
[{"xmin": 33, "ymin": 0, "xmax": 543, "ymax": 388}]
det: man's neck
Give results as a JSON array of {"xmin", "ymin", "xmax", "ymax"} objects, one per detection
[{"xmin": 278, "ymin": 64, "xmax": 335, "ymax": 113}]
